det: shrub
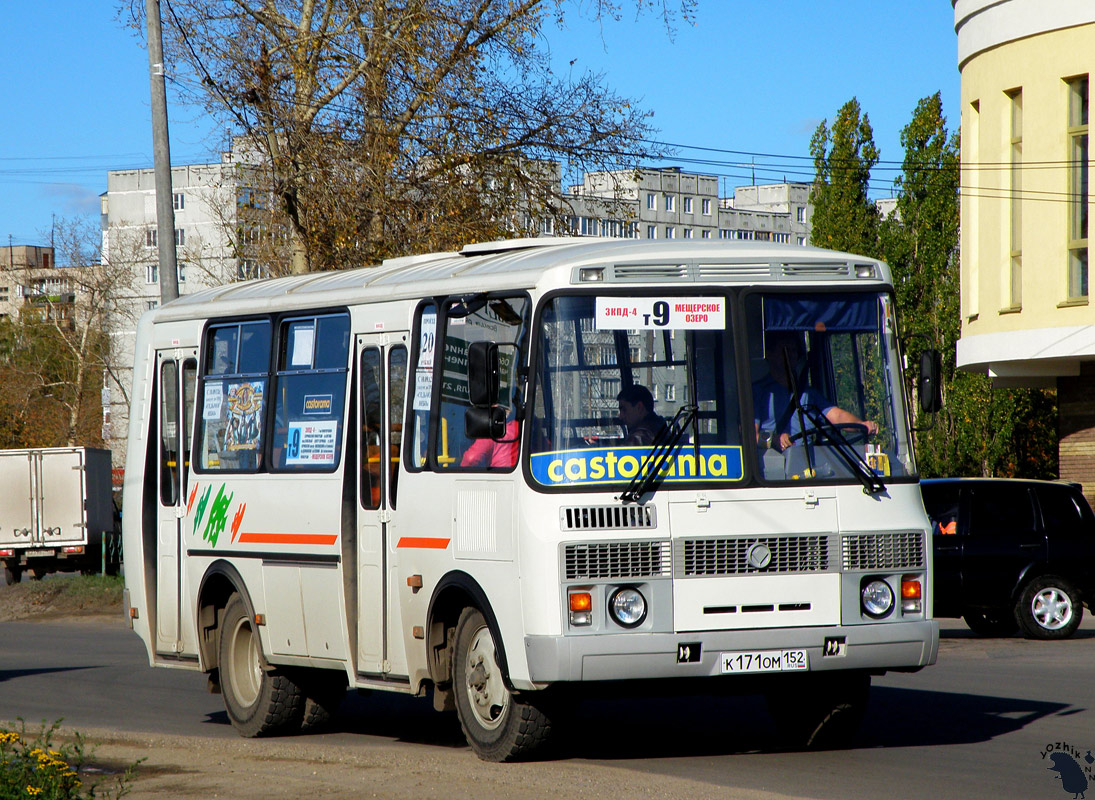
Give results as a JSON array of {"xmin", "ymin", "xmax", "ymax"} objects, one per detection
[{"xmin": 0, "ymin": 720, "xmax": 137, "ymax": 799}]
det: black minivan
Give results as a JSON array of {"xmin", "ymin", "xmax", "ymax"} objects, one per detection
[{"xmin": 921, "ymin": 478, "xmax": 1095, "ymax": 639}]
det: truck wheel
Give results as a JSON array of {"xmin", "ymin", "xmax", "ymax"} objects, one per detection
[
  {"xmin": 767, "ymin": 671, "xmax": 871, "ymax": 750},
  {"xmin": 1015, "ymin": 576, "xmax": 1083, "ymax": 640},
  {"xmin": 452, "ymin": 607, "xmax": 553, "ymax": 761},
  {"xmin": 218, "ymin": 594, "xmax": 305, "ymax": 737},
  {"xmin": 962, "ymin": 609, "xmax": 1019, "ymax": 637},
  {"xmin": 3, "ymin": 563, "xmax": 20, "ymax": 586}
]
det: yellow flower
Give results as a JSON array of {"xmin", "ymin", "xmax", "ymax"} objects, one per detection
[{"xmin": 26, "ymin": 787, "xmax": 42, "ymax": 796}]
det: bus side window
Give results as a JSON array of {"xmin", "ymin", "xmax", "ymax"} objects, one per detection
[
  {"xmin": 407, "ymin": 302, "xmax": 437, "ymax": 472},
  {"xmin": 271, "ymin": 313, "xmax": 350, "ymax": 472}
]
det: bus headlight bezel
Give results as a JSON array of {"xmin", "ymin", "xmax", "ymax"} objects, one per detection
[{"xmin": 608, "ymin": 586, "xmax": 648, "ymax": 628}]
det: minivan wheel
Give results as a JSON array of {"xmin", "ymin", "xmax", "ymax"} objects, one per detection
[{"xmin": 1015, "ymin": 576, "xmax": 1083, "ymax": 640}]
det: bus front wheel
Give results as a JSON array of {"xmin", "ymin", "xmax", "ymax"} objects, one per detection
[
  {"xmin": 219, "ymin": 594, "xmax": 305, "ymax": 737},
  {"xmin": 766, "ymin": 671, "xmax": 870, "ymax": 750},
  {"xmin": 452, "ymin": 607, "xmax": 553, "ymax": 761}
]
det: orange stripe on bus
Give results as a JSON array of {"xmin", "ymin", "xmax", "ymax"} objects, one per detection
[
  {"xmin": 236, "ymin": 532, "xmax": 339, "ymax": 546},
  {"xmin": 397, "ymin": 537, "xmax": 451, "ymax": 549}
]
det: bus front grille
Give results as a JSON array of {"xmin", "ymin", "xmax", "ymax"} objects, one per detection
[
  {"xmin": 678, "ymin": 535, "xmax": 832, "ymax": 577},
  {"xmin": 564, "ymin": 541, "xmax": 671, "ymax": 580},
  {"xmin": 841, "ymin": 532, "xmax": 925, "ymax": 571},
  {"xmin": 560, "ymin": 505, "xmax": 657, "ymax": 532}
]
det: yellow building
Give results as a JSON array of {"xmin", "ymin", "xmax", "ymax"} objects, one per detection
[{"xmin": 954, "ymin": 1, "xmax": 1095, "ymax": 491}]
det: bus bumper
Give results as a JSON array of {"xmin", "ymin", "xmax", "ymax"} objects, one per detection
[{"xmin": 522, "ymin": 620, "xmax": 939, "ymax": 684}]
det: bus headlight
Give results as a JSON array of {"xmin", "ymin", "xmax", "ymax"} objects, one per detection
[
  {"xmin": 861, "ymin": 579, "xmax": 894, "ymax": 618},
  {"xmin": 608, "ymin": 587, "xmax": 647, "ymax": 628}
]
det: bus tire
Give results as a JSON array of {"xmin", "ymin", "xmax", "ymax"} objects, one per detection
[
  {"xmin": 218, "ymin": 594, "xmax": 305, "ymax": 737},
  {"xmin": 452, "ymin": 607, "xmax": 552, "ymax": 762},
  {"xmin": 299, "ymin": 671, "xmax": 346, "ymax": 732},
  {"xmin": 766, "ymin": 671, "xmax": 870, "ymax": 750}
]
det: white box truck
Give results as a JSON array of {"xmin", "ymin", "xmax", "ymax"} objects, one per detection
[{"xmin": 0, "ymin": 447, "xmax": 117, "ymax": 585}]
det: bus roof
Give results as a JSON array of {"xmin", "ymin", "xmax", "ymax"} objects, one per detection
[{"xmin": 149, "ymin": 238, "xmax": 891, "ymax": 322}]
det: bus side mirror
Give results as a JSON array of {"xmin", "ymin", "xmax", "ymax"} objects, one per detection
[
  {"xmin": 919, "ymin": 349, "xmax": 942, "ymax": 414},
  {"xmin": 465, "ymin": 405, "xmax": 507, "ymax": 440},
  {"xmin": 467, "ymin": 341, "xmax": 499, "ymax": 407}
]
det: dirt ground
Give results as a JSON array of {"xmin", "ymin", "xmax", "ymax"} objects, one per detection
[{"xmin": 77, "ymin": 729, "xmax": 785, "ymax": 800}]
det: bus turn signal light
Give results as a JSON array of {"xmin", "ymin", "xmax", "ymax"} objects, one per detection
[
  {"xmin": 901, "ymin": 577, "xmax": 922, "ymax": 614},
  {"xmin": 569, "ymin": 591, "xmax": 592, "ymax": 626}
]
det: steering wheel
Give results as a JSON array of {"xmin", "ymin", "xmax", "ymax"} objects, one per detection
[{"xmin": 787, "ymin": 422, "xmax": 871, "ymax": 446}]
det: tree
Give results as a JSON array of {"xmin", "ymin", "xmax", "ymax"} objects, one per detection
[
  {"xmin": 808, "ymin": 97, "xmax": 880, "ymax": 257},
  {"xmin": 0, "ymin": 217, "xmax": 140, "ymax": 448},
  {"xmin": 879, "ymin": 93, "xmax": 1057, "ymax": 478},
  {"xmin": 125, "ymin": 0, "xmax": 694, "ymax": 273}
]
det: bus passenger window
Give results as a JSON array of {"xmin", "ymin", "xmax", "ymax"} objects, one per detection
[
  {"xmin": 270, "ymin": 313, "xmax": 350, "ymax": 472},
  {"xmin": 197, "ymin": 320, "xmax": 271, "ymax": 472}
]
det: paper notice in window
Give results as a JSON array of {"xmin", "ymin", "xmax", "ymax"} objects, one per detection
[{"xmin": 595, "ymin": 297, "xmax": 725, "ymax": 330}]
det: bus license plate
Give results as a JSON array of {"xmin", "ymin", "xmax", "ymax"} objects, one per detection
[{"xmin": 720, "ymin": 649, "xmax": 808, "ymax": 674}]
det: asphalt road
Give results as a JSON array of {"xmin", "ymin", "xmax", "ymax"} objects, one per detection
[{"xmin": 2, "ymin": 615, "xmax": 1093, "ymax": 799}]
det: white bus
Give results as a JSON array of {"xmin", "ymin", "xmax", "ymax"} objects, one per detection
[{"xmin": 122, "ymin": 238, "xmax": 939, "ymax": 760}]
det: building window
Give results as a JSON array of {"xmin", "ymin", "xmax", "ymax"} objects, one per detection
[
  {"xmin": 1068, "ymin": 75, "xmax": 1089, "ymax": 299},
  {"xmin": 719, "ymin": 229, "xmax": 730, "ymax": 240},
  {"xmin": 665, "ymin": 227, "xmax": 675, "ymax": 239},
  {"xmin": 647, "ymin": 225, "xmax": 657, "ymax": 239},
  {"xmin": 146, "ymin": 264, "xmax": 158, "ymax": 284},
  {"xmin": 646, "ymin": 193, "xmax": 656, "ymax": 210},
  {"xmin": 665, "ymin": 195, "xmax": 675, "ymax": 212},
  {"xmin": 797, "ymin": 207, "xmax": 806, "ymax": 223},
  {"xmin": 145, "ymin": 228, "xmax": 157, "ymax": 248},
  {"xmin": 798, "ymin": 237, "xmax": 806, "ymax": 246},
  {"xmin": 177, "ymin": 264, "xmax": 186, "ymax": 283},
  {"xmin": 702, "ymin": 198, "xmax": 711, "ymax": 216},
  {"xmin": 1007, "ymin": 88, "xmax": 1023, "ymax": 308},
  {"xmin": 665, "ymin": 383, "xmax": 676, "ymax": 402},
  {"xmin": 146, "ymin": 300, "xmax": 159, "ymax": 311},
  {"xmin": 173, "ymin": 192, "xmax": 185, "ymax": 211},
  {"xmin": 683, "ymin": 228, "xmax": 693, "ymax": 239},
  {"xmin": 683, "ymin": 197, "xmax": 693, "ymax": 214},
  {"xmin": 175, "ymin": 228, "xmax": 185, "ymax": 247}
]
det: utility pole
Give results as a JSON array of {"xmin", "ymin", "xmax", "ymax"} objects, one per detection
[{"xmin": 146, "ymin": 0, "xmax": 179, "ymax": 303}]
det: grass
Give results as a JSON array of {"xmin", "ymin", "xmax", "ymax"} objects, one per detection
[
  {"xmin": 0, "ymin": 720, "xmax": 138, "ymax": 799},
  {"xmin": 0, "ymin": 575, "xmax": 124, "ymax": 622}
]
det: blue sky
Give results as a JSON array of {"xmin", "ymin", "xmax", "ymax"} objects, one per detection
[{"xmin": 0, "ymin": 2, "xmax": 959, "ymax": 248}]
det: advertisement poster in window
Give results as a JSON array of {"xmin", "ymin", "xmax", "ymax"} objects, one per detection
[{"xmin": 225, "ymin": 381, "xmax": 264, "ymax": 451}]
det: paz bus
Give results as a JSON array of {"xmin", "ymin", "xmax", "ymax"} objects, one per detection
[{"xmin": 121, "ymin": 238, "xmax": 940, "ymax": 760}]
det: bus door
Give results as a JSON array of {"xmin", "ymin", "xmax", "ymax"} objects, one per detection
[
  {"xmin": 154, "ymin": 348, "xmax": 197, "ymax": 656},
  {"xmin": 356, "ymin": 333, "xmax": 409, "ymax": 676}
]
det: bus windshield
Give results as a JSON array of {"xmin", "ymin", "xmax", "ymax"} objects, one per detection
[
  {"xmin": 528, "ymin": 293, "xmax": 745, "ymax": 490},
  {"xmin": 527, "ymin": 289, "xmax": 914, "ymax": 492},
  {"xmin": 746, "ymin": 290, "xmax": 914, "ymax": 484}
]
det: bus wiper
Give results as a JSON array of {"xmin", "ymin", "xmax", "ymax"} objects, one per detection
[
  {"xmin": 619, "ymin": 404, "xmax": 697, "ymax": 504},
  {"xmin": 799, "ymin": 405, "xmax": 885, "ymax": 495}
]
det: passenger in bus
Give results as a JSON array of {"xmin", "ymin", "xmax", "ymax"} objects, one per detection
[
  {"xmin": 754, "ymin": 330, "xmax": 877, "ymax": 452},
  {"xmin": 461, "ymin": 409, "xmax": 520, "ymax": 468},
  {"xmin": 616, "ymin": 385, "xmax": 667, "ymax": 446}
]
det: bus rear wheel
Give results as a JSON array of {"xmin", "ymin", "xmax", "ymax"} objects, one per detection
[
  {"xmin": 219, "ymin": 594, "xmax": 304, "ymax": 737},
  {"xmin": 452, "ymin": 607, "xmax": 553, "ymax": 762}
]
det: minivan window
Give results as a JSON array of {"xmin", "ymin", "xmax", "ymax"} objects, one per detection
[{"xmin": 969, "ymin": 484, "xmax": 1035, "ymax": 534}]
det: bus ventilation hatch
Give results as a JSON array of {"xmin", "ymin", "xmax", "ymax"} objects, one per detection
[{"xmin": 560, "ymin": 505, "xmax": 657, "ymax": 531}]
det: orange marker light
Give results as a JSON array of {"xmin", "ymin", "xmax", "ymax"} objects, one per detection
[
  {"xmin": 569, "ymin": 592, "xmax": 592, "ymax": 612},
  {"xmin": 901, "ymin": 579, "xmax": 922, "ymax": 599}
]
